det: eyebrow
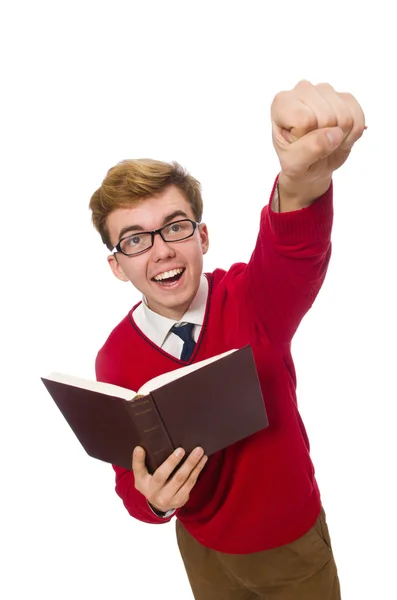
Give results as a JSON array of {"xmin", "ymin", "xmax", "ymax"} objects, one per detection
[{"xmin": 118, "ymin": 210, "xmax": 190, "ymax": 240}]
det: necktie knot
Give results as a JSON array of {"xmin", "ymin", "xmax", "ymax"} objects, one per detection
[
  {"xmin": 171, "ymin": 323, "xmax": 194, "ymax": 343},
  {"xmin": 170, "ymin": 323, "xmax": 196, "ymax": 361}
]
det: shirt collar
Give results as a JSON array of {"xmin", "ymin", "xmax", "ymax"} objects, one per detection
[{"xmin": 140, "ymin": 274, "xmax": 208, "ymax": 347}]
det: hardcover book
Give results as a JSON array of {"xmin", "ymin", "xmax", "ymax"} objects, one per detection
[{"xmin": 41, "ymin": 345, "xmax": 269, "ymax": 472}]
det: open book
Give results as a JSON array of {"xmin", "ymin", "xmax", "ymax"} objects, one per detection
[{"xmin": 41, "ymin": 345, "xmax": 269, "ymax": 472}]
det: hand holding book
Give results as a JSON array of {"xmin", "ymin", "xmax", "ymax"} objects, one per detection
[{"xmin": 133, "ymin": 445, "xmax": 208, "ymax": 515}]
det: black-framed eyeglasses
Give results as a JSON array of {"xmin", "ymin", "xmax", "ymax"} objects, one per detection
[{"xmin": 112, "ymin": 218, "xmax": 200, "ymax": 257}]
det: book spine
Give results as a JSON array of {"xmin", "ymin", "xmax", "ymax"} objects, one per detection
[{"xmin": 126, "ymin": 394, "xmax": 175, "ymax": 473}]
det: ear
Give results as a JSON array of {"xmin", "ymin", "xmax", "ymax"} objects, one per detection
[
  {"xmin": 107, "ymin": 254, "xmax": 129, "ymax": 282},
  {"xmin": 198, "ymin": 223, "xmax": 209, "ymax": 255}
]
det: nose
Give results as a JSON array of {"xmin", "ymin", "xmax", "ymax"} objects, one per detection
[{"xmin": 150, "ymin": 232, "xmax": 176, "ymax": 261}]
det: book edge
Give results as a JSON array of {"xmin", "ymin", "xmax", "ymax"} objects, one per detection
[
  {"xmin": 42, "ymin": 373, "xmax": 136, "ymax": 401},
  {"xmin": 138, "ymin": 348, "xmax": 238, "ymax": 396}
]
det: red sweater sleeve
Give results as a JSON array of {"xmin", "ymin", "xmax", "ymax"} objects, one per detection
[{"xmin": 242, "ymin": 176, "xmax": 333, "ymax": 344}]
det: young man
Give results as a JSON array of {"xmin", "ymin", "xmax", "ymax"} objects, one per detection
[{"xmin": 89, "ymin": 80, "xmax": 365, "ymax": 599}]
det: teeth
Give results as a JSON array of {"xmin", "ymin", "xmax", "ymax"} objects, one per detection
[{"xmin": 154, "ymin": 268, "xmax": 184, "ymax": 281}]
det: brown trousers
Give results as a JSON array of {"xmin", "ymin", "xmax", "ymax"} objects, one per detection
[{"xmin": 176, "ymin": 508, "xmax": 341, "ymax": 600}]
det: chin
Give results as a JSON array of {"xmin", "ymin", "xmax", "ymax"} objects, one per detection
[{"xmin": 148, "ymin": 288, "xmax": 195, "ymax": 318}]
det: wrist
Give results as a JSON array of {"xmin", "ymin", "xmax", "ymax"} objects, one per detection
[
  {"xmin": 147, "ymin": 500, "xmax": 175, "ymax": 518},
  {"xmin": 278, "ymin": 172, "xmax": 332, "ymax": 212}
]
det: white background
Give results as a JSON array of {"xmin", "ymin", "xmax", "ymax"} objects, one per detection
[{"xmin": 1, "ymin": 1, "xmax": 396, "ymax": 598}]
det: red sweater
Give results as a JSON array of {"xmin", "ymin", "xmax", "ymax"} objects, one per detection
[{"xmin": 95, "ymin": 179, "xmax": 333, "ymax": 554}]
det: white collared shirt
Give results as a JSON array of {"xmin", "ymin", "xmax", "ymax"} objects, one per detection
[{"xmin": 133, "ymin": 274, "xmax": 208, "ymax": 358}]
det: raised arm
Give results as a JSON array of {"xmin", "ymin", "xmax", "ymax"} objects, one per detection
[{"xmin": 241, "ymin": 81, "xmax": 365, "ymax": 344}]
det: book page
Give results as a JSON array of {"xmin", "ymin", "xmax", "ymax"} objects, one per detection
[
  {"xmin": 138, "ymin": 349, "xmax": 237, "ymax": 396},
  {"xmin": 44, "ymin": 372, "xmax": 136, "ymax": 401}
]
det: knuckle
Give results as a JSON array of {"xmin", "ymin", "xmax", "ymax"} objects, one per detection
[
  {"xmin": 271, "ymin": 90, "xmax": 287, "ymax": 108},
  {"xmin": 339, "ymin": 91, "xmax": 354, "ymax": 103},
  {"xmin": 340, "ymin": 114, "xmax": 354, "ymax": 133},
  {"xmin": 318, "ymin": 111, "xmax": 337, "ymax": 129},
  {"xmin": 187, "ymin": 472, "xmax": 199, "ymax": 487},
  {"xmin": 316, "ymin": 82, "xmax": 336, "ymax": 94},
  {"xmin": 295, "ymin": 79, "xmax": 313, "ymax": 90},
  {"xmin": 149, "ymin": 494, "xmax": 166, "ymax": 510},
  {"xmin": 339, "ymin": 92, "xmax": 362, "ymax": 116},
  {"xmin": 293, "ymin": 107, "xmax": 317, "ymax": 132},
  {"xmin": 152, "ymin": 470, "xmax": 165, "ymax": 485},
  {"xmin": 174, "ymin": 469, "xmax": 187, "ymax": 485},
  {"xmin": 158, "ymin": 497, "xmax": 170, "ymax": 510}
]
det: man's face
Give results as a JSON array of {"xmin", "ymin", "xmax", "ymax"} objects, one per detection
[{"xmin": 107, "ymin": 185, "xmax": 209, "ymax": 320}]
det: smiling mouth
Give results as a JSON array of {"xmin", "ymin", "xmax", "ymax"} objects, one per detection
[{"xmin": 151, "ymin": 268, "xmax": 186, "ymax": 285}]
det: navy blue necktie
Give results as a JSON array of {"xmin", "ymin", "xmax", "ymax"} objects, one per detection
[{"xmin": 171, "ymin": 323, "xmax": 196, "ymax": 361}]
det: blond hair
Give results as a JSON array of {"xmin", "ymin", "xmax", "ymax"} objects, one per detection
[{"xmin": 89, "ymin": 158, "xmax": 203, "ymax": 250}]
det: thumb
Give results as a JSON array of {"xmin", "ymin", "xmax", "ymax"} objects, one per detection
[
  {"xmin": 323, "ymin": 126, "xmax": 344, "ymax": 148},
  {"xmin": 132, "ymin": 446, "xmax": 148, "ymax": 478},
  {"xmin": 282, "ymin": 126, "xmax": 344, "ymax": 176}
]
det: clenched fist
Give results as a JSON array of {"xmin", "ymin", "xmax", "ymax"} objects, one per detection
[{"xmin": 271, "ymin": 80, "xmax": 366, "ymax": 210}]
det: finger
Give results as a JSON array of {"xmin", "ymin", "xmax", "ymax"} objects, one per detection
[
  {"xmin": 292, "ymin": 80, "xmax": 339, "ymax": 133},
  {"xmin": 165, "ymin": 447, "xmax": 205, "ymax": 495},
  {"xmin": 281, "ymin": 126, "xmax": 344, "ymax": 178},
  {"xmin": 314, "ymin": 83, "xmax": 354, "ymax": 142},
  {"xmin": 338, "ymin": 92, "xmax": 366, "ymax": 149},
  {"xmin": 170, "ymin": 455, "xmax": 209, "ymax": 507},
  {"xmin": 272, "ymin": 80, "xmax": 338, "ymax": 140},
  {"xmin": 150, "ymin": 447, "xmax": 187, "ymax": 488},
  {"xmin": 272, "ymin": 91, "xmax": 317, "ymax": 140},
  {"xmin": 150, "ymin": 454, "xmax": 208, "ymax": 512},
  {"xmin": 132, "ymin": 446, "xmax": 149, "ymax": 479}
]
